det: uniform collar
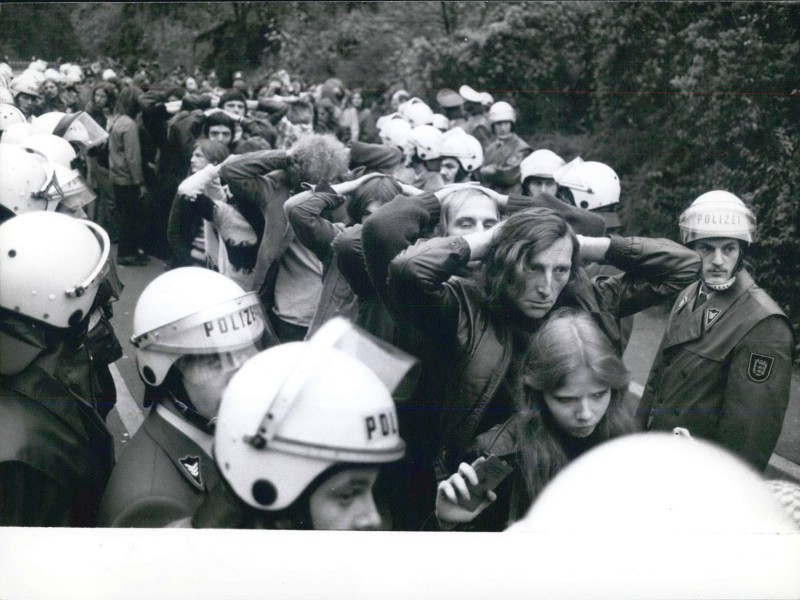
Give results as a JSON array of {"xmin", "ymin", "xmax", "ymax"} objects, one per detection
[
  {"xmin": 664, "ymin": 270, "xmax": 756, "ymax": 349},
  {"xmin": 156, "ymin": 402, "xmax": 214, "ymax": 457}
]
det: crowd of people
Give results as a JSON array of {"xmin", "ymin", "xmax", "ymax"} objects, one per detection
[{"xmin": 0, "ymin": 57, "xmax": 798, "ymax": 533}]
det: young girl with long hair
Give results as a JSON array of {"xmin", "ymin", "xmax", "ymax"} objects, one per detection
[{"xmin": 435, "ymin": 307, "xmax": 637, "ymax": 531}]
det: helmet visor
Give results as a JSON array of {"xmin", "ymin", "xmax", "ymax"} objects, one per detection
[
  {"xmin": 132, "ymin": 292, "xmax": 270, "ymax": 356},
  {"xmin": 54, "ymin": 112, "xmax": 109, "ymax": 150},
  {"xmin": 53, "ymin": 167, "xmax": 96, "ymax": 210},
  {"xmin": 679, "ymin": 203, "xmax": 757, "ymax": 245}
]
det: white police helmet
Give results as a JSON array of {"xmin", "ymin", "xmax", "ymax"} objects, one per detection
[
  {"xmin": 130, "ymin": 267, "xmax": 270, "ymax": 387},
  {"xmin": 520, "ymin": 149, "xmax": 566, "ymax": 183},
  {"xmin": 214, "ymin": 318, "xmax": 410, "ymax": 510},
  {"xmin": 555, "ymin": 160, "xmax": 620, "ymax": 211},
  {"xmin": 0, "ymin": 211, "xmax": 109, "ymax": 328},
  {"xmin": 678, "ymin": 190, "xmax": 757, "ymax": 246},
  {"xmin": 440, "ymin": 128, "xmax": 483, "ymax": 172}
]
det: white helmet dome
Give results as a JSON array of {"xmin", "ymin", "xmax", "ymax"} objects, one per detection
[
  {"xmin": 0, "ymin": 103, "xmax": 27, "ymax": 131},
  {"xmin": 9, "ymin": 74, "xmax": 41, "ymax": 99},
  {"xmin": 65, "ymin": 66, "xmax": 84, "ymax": 84},
  {"xmin": 0, "ymin": 63, "xmax": 12, "ymax": 82},
  {"xmin": 458, "ymin": 85, "xmax": 483, "ymax": 104},
  {"xmin": 29, "ymin": 60, "xmax": 47, "ymax": 73},
  {"xmin": 0, "ymin": 122, "xmax": 32, "ymax": 144},
  {"xmin": 431, "ymin": 113, "xmax": 450, "ymax": 132},
  {"xmin": 378, "ymin": 114, "xmax": 412, "ymax": 149},
  {"xmin": 409, "ymin": 125, "xmax": 444, "ymax": 161},
  {"xmin": 679, "ymin": 191, "xmax": 757, "ymax": 245},
  {"xmin": 102, "ymin": 69, "xmax": 117, "ymax": 81},
  {"xmin": 131, "ymin": 267, "xmax": 268, "ymax": 387},
  {"xmin": 215, "ymin": 328, "xmax": 406, "ymax": 510},
  {"xmin": 20, "ymin": 133, "xmax": 78, "ymax": 169},
  {"xmin": 520, "ymin": 149, "xmax": 566, "ymax": 183},
  {"xmin": 487, "ymin": 101, "xmax": 516, "ymax": 125},
  {"xmin": 44, "ymin": 69, "xmax": 64, "ymax": 84},
  {"xmin": 440, "ymin": 128, "xmax": 483, "ymax": 172},
  {"xmin": 30, "ymin": 112, "xmax": 66, "ymax": 136},
  {"xmin": 479, "ymin": 92, "xmax": 495, "ymax": 107},
  {"xmin": 0, "ymin": 145, "xmax": 62, "ymax": 216},
  {"xmin": 555, "ymin": 160, "xmax": 620, "ymax": 210},
  {"xmin": 0, "ymin": 211, "xmax": 109, "ymax": 328},
  {"xmin": 400, "ymin": 98, "xmax": 434, "ymax": 128}
]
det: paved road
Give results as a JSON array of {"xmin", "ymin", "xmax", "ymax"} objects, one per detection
[{"xmin": 104, "ymin": 255, "xmax": 800, "ymax": 481}]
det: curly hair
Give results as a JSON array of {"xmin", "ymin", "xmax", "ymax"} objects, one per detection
[
  {"xmin": 288, "ymin": 133, "xmax": 349, "ymax": 189},
  {"xmin": 514, "ymin": 308, "xmax": 635, "ymax": 500},
  {"xmin": 483, "ymin": 208, "xmax": 580, "ymax": 319}
]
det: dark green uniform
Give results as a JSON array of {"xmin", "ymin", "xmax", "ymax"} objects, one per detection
[
  {"xmin": 0, "ymin": 361, "xmax": 114, "ymax": 526},
  {"xmin": 98, "ymin": 402, "xmax": 219, "ymax": 527},
  {"xmin": 637, "ymin": 270, "xmax": 793, "ymax": 471}
]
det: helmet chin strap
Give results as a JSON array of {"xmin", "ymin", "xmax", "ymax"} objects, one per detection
[
  {"xmin": 168, "ymin": 390, "xmax": 217, "ymax": 435},
  {"xmin": 703, "ymin": 276, "xmax": 736, "ymax": 292}
]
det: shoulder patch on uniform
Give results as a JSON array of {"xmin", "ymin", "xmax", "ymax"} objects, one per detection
[
  {"xmin": 705, "ymin": 307, "xmax": 721, "ymax": 327},
  {"xmin": 748, "ymin": 353, "xmax": 775, "ymax": 383},
  {"xmin": 179, "ymin": 455, "xmax": 204, "ymax": 490}
]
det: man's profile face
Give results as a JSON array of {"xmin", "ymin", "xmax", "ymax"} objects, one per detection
[
  {"xmin": 439, "ymin": 157, "xmax": 461, "ymax": 185},
  {"xmin": 513, "ymin": 236, "xmax": 573, "ymax": 320},
  {"xmin": 16, "ymin": 93, "xmax": 35, "ymax": 115},
  {"xmin": 207, "ymin": 125, "xmax": 232, "ymax": 146},
  {"xmin": 308, "ymin": 467, "xmax": 382, "ymax": 531}
]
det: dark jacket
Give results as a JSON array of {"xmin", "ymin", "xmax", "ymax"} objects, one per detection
[
  {"xmin": 218, "ymin": 149, "xmax": 292, "ymax": 299},
  {"xmin": 479, "ymin": 133, "xmax": 532, "ymax": 195},
  {"xmin": 365, "ymin": 196, "xmax": 700, "ymax": 465},
  {"xmin": 98, "ymin": 403, "xmax": 219, "ymax": 527},
  {"xmin": 284, "ymin": 185, "xmax": 357, "ymax": 338},
  {"xmin": 0, "ymin": 360, "xmax": 114, "ymax": 526},
  {"xmin": 637, "ymin": 270, "xmax": 793, "ymax": 471}
]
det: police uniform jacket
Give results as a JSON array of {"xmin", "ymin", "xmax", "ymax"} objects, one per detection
[
  {"xmin": 0, "ymin": 361, "xmax": 114, "ymax": 526},
  {"xmin": 637, "ymin": 270, "xmax": 793, "ymax": 471},
  {"xmin": 98, "ymin": 402, "xmax": 219, "ymax": 527}
]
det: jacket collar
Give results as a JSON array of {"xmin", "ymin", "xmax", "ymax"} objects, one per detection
[
  {"xmin": 149, "ymin": 403, "xmax": 218, "ymax": 492},
  {"xmin": 663, "ymin": 270, "xmax": 756, "ymax": 349}
]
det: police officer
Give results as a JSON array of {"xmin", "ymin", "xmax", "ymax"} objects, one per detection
[
  {"xmin": 98, "ymin": 267, "xmax": 274, "ymax": 527},
  {"xmin": 0, "ymin": 142, "xmax": 123, "ymax": 420},
  {"xmin": 0, "ymin": 212, "xmax": 115, "ymax": 526},
  {"xmin": 179, "ymin": 318, "xmax": 412, "ymax": 530},
  {"xmin": 637, "ymin": 191, "xmax": 794, "ymax": 471}
]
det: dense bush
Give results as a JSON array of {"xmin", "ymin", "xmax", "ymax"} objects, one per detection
[{"xmin": 5, "ymin": 2, "xmax": 798, "ymax": 346}]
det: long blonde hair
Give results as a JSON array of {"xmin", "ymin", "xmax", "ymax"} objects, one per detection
[{"xmin": 514, "ymin": 308, "xmax": 635, "ymax": 500}]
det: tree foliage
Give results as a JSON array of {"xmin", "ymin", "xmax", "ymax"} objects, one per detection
[{"xmin": 4, "ymin": 2, "xmax": 799, "ymax": 339}]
